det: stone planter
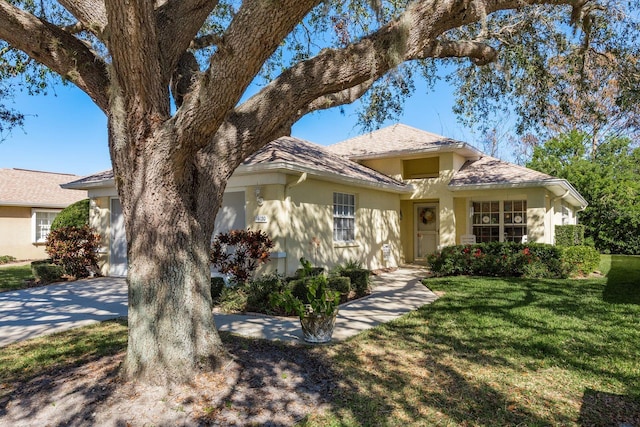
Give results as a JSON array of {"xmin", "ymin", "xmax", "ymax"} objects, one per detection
[{"xmin": 299, "ymin": 309, "xmax": 338, "ymax": 343}]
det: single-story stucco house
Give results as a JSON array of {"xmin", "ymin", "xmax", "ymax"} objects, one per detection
[
  {"xmin": 0, "ymin": 168, "xmax": 88, "ymax": 260},
  {"xmin": 62, "ymin": 124, "xmax": 587, "ymax": 277}
]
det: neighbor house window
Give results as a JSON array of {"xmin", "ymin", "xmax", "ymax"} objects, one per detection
[
  {"xmin": 472, "ymin": 200, "xmax": 527, "ymax": 243},
  {"xmin": 32, "ymin": 210, "xmax": 60, "ymax": 243},
  {"xmin": 333, "ymin": 192, "xmax": 355, "ymax": 242}
]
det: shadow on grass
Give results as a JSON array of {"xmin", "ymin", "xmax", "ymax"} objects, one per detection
[
  {"xmin": 0, "ymin": 318, "xmax": 127, "ymax": 425},
  {"xmin": 579, "ymin": 388, "xmax": 640, "ymax": 426},
  {"xmin": 604, "ymin": 255, "xmax": 640, "ymax": 305}
]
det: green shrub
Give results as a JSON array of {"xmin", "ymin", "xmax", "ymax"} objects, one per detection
[
  {"xmin": 216, "ymin": 286, "xmax": 248, "ymax": 313},
  {"xmin": 339, "ymin": 268, "xmax": 371, "ymax": 297},
  {"xmin": 210, "ymin": 229, "xmax": 274, "ymax": 284},
  {"xmin": 245, "ymin": 273, "xmax": 288, "ymax": 314},
  {"xmin": 555, "ymin": 225, "xmax": 585, "ymax": 246},
  {"xmin": 295, "ymin": 257, "xmax": 324, "ymax": 278},
  {"xmin": 31, "ymin": 260, "xmax": 64, "ymax": 284},
  {"xmin": 210, "ymin": 277, "xmax": 225, "ymax": 300},
  {"xmin": 561, "ymin": 246, "xmax": 601, "ymax": 276},
  {"xmin": 288, "ymin": 278, "xmax": 311, "ymax": 302},
  {"xmin": 45, "ymin": 225, "xmax": 101, "ymax": 278},
  {"xmin": 51, "ymin": 199, "xmax": 90, "ymax": 231},
  {"xmin": 427, "ymin": 242, "xmax": 568, "ymax": 279},
  {"xmin": 0, "ymin": 255, "xmax": 16, "ymax": 264},
  {"xmin": 327, "ymin": 276, "xmax": 351, "ymax": 294}
]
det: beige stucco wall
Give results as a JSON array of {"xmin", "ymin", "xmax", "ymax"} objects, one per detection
[
  {"xmin": 0, "ymin": 206, "xmax": 51, "ymax": 260},
  {"xmin": 249, "ymin": 177, "xmax": 402, "ymax": 276},
  {"xmin": 447, "ymin": 187, "xmax": 553, "ymax": 244}
]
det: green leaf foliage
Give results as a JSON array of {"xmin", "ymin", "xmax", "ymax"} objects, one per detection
[
  {"xmin": 51, "ymin": 199, "xmax": 90, "ymax": 231},
  {"xmin": 528, "ymin": 131, "xmax": 640, "ymax": 254},
  {"xmin": 555, "ymin": 225, "xmax": 585, "ymax": 246}
]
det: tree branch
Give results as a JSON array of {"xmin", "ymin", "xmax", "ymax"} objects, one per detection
[
  {"xmin": 0, "ymin": 1, "xmax": 109, "ymax": 110},
  {"xmin": 190, "ymin": 33, "xmax": 223, "ymax": 50},
  {"xmin": 57, "ymin": 0, "xmax": 107, "ymax": 38},
  {"xmin": 208, "ymin": 0, "xmax": 579, "ymax": 166},
  {"xmin": 171, "ymin": 0, "xmax": 321, "ymax": 164},
  {"xmin": 155, "ymin": 0, "xmax": 219, "ymax": 76}
]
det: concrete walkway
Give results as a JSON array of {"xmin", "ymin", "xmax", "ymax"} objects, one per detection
[
  {"xmin": 215, "ymin": 266, "xmax": 438, "ymax": 343},
  {"xmin": 0, "ymin": 267, "xmax": 437, "ymax": 347}
]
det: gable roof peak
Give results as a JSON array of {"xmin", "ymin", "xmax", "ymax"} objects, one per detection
[{"xmin": 326, "ymin": 123, "xmax": 480, "ymax": 159}]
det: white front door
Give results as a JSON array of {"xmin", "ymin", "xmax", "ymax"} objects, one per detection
[
  {"xmin": 110, "ymin": 198, "xmax": 128, "ymax": 277},
  {"xmin": 415, "ymin": 203, "xmax": 439, "ymax": 260}
]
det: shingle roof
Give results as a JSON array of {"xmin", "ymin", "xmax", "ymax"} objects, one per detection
[
  {"xmin": 63, "ymin": 137, "xmax": 410, "ymax": 193},
  {"xmin": 62, "ymin": 169, "xmax": 115, "ymax": 189},
  {"xmin": 241, "ymin": 136, "xmax": 408, "ymax": 191},
  {"xmin": 448, "ymin": 156, "xmax": 556, "ymax": 187},
  {"xmin": 0, "ymin": 168, "xmax": 87, "ymax": 207},
  {"xmin": 327, "ymin": 123, "xmax": 480, "ymax": 159}
]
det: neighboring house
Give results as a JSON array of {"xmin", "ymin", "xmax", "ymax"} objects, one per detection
[
  {"xmin": 62, "ymin": 124, "xmax": 586, "ymax": 277},
  {"xmin": 0, "ymin": 168, "xmax": 88, "ymax": 260}
]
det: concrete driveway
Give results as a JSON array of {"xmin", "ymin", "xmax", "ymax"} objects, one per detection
[
  {"xmin": 0, "ymin": 277, "xmax": 128, "ymax": 347},
  {"xmin": 0, "ymin": 267, "xmax": 437, "ymax": 347}
]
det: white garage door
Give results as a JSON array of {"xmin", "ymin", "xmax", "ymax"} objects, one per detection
[{"xmin": 109, "ymin": 192, "xmax": 246, "ymax": 277}]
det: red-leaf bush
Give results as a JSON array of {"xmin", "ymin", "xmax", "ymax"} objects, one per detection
[
  {"xmin": 46, "ymin": 225, "xmax": 101, "ymax": 278},
  {"xmin": 210, "ymin": 229, "xmax": 274, "ymax": 284}
]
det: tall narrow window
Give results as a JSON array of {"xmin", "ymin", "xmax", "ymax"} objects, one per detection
[
  {"xmin": 333, "ymin": 192, "xmax": 355, "ymax": 242},
  {"xmin": 504, "ymin": 200, "xmax": 527, "ymax": 242},
  {"xmin": 33, "ymin": 210, "xmax": 59, "ymax": 243},
  {"xmin": 472, "ymin": 201, "xmax": 500, "ymax": 243}
]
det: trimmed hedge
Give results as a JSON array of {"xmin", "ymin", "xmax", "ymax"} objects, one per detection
[
  {"xmin": 51, "ymin": 199, "xmax": 90, "ymax": 231},
  {"xmin": 555, "ymin": 225, "xmax": 585, "ymax": 246},
  {"xmin": 339, "ymin": 268, "xmax": 371, "ymax": 297},
  {"xmin": 427, "ymin": 242, "xmax": 569, "ymax": 278},
  {"xmin": 31, "ymin": 260, "xmax": 64, "ymax": 284},
  {"xmin": 561, "ymin": 246, "xmax": 600, "ymax": 276},
  {"xmin": 210, "ymin": 277, "xmax": 225, "ymax": 300}
]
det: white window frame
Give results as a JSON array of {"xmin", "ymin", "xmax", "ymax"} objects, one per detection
[
  {"xmin": 470, "ymin": 200, "xmax": 527, "ymax": 243},
  {"xmin": 333, "ymin": 192, "xmax": 356, "ymax": 243},
  {"xmin": 31, "ymin": 209, "xmax": 61, "ymax": 244}
]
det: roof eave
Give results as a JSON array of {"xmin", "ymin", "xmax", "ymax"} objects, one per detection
[
  {"xmin": 449, "ymin": 179, "xmax": 588, "ymax": 208},
  {"xmin": 61, "ymin": 178, "xmax": 116, "ymax": 190},
  {"xmin": 0, "ymin": 201, "xmax": 71, "ymax": 208},
  {"xmin": 343, "ymin": 143, "xmax": 483, "ymax": 161},
  {"xmin": 237, "ymin": 162, "xmax": 412, "ymax": 194}
]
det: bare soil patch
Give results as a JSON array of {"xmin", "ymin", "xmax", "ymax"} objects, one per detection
[{"xmin": 0, "ymin": 336, "xmax": 336, "ymax": 426}]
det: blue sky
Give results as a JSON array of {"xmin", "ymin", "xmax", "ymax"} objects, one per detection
[{"xmin": 0, "ymin": 77, "xmax": 478, "ymax": 177}]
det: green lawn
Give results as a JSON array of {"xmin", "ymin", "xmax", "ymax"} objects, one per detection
[
  {"xmin": 0, "ymin": 255, "xmax": 638, "ymax": 426},
  {"xmin": 0, "ymin": 264, "xmax": 34, "ymax": 292},
  {"xmin": 305, "ymin": 254, "xmax": 640, "ymax": 426}
]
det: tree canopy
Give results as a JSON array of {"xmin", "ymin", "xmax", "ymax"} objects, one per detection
[
  {"xmin": 528, "ymin": 130, "xmax": 640, "ymax": 254},
  {"xmin": 0, "ymin": 0, "xmax": 638, "ymax": 385}
]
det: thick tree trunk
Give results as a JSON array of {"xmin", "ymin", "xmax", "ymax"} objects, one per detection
[
  {"xmin": 121, "ymin": 204, "xmax": 228, "ymax": 384},
  {"xmin": 110, "ymin": 113, "xmax": 231, "ymax": 384}
]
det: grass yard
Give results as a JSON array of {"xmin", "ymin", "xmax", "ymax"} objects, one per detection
[
  {"xmin": 0, "ymin": 264, "xmax": 34, "ymax": 292},
  {"xmin": 0, "ymin": 255, "xmax": 638, "ymax": 425},
  {"xmin": 304, "ymin": 254, "xmax": 640, "ymax": 426}
]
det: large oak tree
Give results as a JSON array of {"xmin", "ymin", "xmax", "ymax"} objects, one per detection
[{"xmin": 0, "ymin": 0, "xmax": 637, "ymax": 384}]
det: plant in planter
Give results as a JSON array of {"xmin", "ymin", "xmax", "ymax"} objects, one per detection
[{"xmin": 272, "ymin": 274, "xmax": 341, "ymax": 343}]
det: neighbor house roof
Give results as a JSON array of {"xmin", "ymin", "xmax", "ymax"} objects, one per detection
[
  {"xmin": 449, "ymin": 156, "xmax": 588, "ymax": 208},
  {"xmin": 327, "ymin": 123, "xmax": 482, "ymax": 160},
  {"xmin": 63, "ymin": 137, "xmax": 411, "ymax": 194},
  {"xmin": 0, "ymin": 168, "xmax": 87, "ymax": 208}
]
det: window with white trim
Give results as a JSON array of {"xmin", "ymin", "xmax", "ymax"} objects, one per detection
[
  {"xmin": 333, "ymin": 192, "xmax": 355, "ymax": 242},
  {"xmin": 472, "ymin": 200, "xmax": 527, "ymax": 243},
  {"xmin": 32, "ymin": 210, "xmax": 60, "ymax": 243}
]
